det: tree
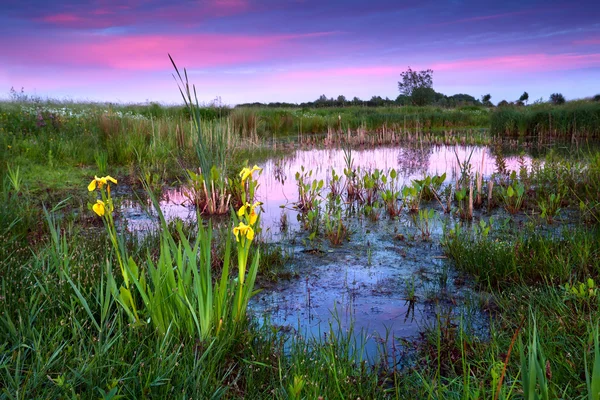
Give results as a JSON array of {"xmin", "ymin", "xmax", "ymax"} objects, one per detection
[
  {"xmin": 482, "ymin": 94, "xmax": 493, "ymax": 107},
  {"xmin": 497, "ymin": 100, "xmax": 510, "ymax": 107},
  {"xmin": 550, "ymin": 93, "xmax": 565, "ymax": 105},
  {"xmin": 518, "ymin": 91, "xmax": 529, "ymax": 106},
  {"xmin": 398, "ymin": 67, "xmax": 434, "ymax": 106},
  {"xmin": 593, "ymin": 94, "xmax": 600, "ymax": 102},
  {"xmin": 411, "ymin": 87, "xmax": 436, "ymax": 106},
  {"xmin": 395, "ymin": 94, "xmax": 410, "ymax": 105}
]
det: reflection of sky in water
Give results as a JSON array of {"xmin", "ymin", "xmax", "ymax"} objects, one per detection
[
  {"xmin": 119, "ymin": 144, "xmax": 517, "ymax": 360},
  {"xmin": 122, "ymin": 144, "xmax": 529, "ymax": 235},
  {"xmin": 257, "ymin": 145, "xmax": 528, "ymax": 238}
]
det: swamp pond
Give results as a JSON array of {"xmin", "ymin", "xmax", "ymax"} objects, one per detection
[{"xmin": 119, "ymin": 143, "xmax": 543, "ymax": 361}]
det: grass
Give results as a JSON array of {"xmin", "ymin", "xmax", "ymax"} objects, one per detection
[
  {"xmin": 230, "ymin": 105, "xmax": 491, "ymax": 138},
  {"xmin": 3, "ymin": 96, "xmax": 600, "ymax": 397},
  {"xmin": 490, "ymin": 100, "xmax": 600, "ymax": 138}
]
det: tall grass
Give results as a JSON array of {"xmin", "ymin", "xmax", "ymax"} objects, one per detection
[
  {"xmin": 490, "ymin": 101, "xmax": 600, "ymax": 138},
  {"xmin": 229, "ymin": 106, "xmax": 490, "ymax": 138},
  {"xmin": 170, "ymin": 55, "xmax": 230, "ymax": 176}
]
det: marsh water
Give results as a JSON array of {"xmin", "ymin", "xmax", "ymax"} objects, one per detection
[{"xmin": 120, "ymin": 143, "xmax": 534, "ymax": 360}]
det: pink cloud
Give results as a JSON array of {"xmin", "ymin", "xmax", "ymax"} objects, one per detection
[
  {"xmin": 3, "ymin": 31, "xmax": 337, "ymax": 71},
  {"xmin": 573, "ymin": 38, "xmax": 600, "ymax": 45},
  {"xmin": 432, "ymin": 53, "xmax": 600, "ymax": 72},
  {"xmin": 34, "ymin": 0, "xmax": 251, "ymax": 29},
  {"xmin": 209, "ymin": 0, "xmax": 250, "ymax": 15},
  {"xmin": 283, "ymin": 66, "xmax": 399, "ymax": 80},
  {"xmin": 42, "ymin": 13, "xmax": 83, "ymax": 24},
  {"xmin": 268, "ymin": 52, "xmax": 600, "ymax": 83}
]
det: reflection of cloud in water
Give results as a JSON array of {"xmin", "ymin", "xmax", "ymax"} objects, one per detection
[
  {"xmin": 118, "ymin": 144, "xmax": 516, "ymax": 360},
  {"xmin": 120, "ymin": 144, "xmax": 530, "ymax": 239},
  {"xmin": 257, "ymin": 145, "xmax": 529, "ymax": 239}
]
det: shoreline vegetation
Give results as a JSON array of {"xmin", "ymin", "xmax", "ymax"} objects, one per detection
[{"xmin": 2, "ymin": 95, "xmax": 600, "ymax": 398}]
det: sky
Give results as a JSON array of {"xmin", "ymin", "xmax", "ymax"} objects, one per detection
[{"xmin": 1, "ymin": 0, "xmax": 599, "ymax": 105}]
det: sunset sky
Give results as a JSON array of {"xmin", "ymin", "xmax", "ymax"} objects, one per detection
[{"xmin": 2, "ymin": 0, "xmax": 599, "ymax": 105}]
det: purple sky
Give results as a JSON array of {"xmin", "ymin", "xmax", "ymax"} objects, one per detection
[{"xmin": 2, "ymin": 0, "xmax": 599, "ymax": 105}]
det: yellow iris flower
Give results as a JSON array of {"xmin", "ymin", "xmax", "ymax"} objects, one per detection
[
  {"xmin": 92, "ymin": 200, "xmax": 106, "ymax": 216},
  {"xmin": 249, "ymin": 209, "xmax": 258, "ymax": 226},
  {"xmin": 88, "ymin": 175, "xmax": 118, "ymax": 191},
  {"xmin": 232, "ymin": 221, "xmax": 255, "ymax": 242},
  {"xmin": 237, "ymin": 201, "xmax": 261, "ymax": 225},
  {"xmin": 237, "ymin": 204, "xmax": 247, "ymax": 217},
  {"xmin": 239, "ymin": 165, "xmax": 262, "ymax": 182}
]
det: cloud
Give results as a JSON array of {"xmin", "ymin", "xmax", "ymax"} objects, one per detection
[
  {"xmin": 41, "ymin": 13, "xmax": 83, "ymax": 24},
  {"xmin": 28, "ymin": 0, "xmax": 252, "ymax": 29},
  {"xmin": 431, "ymin": 10, "xmax": 532, "ymax": 26},
  {"xmin": 432, "ymin": 53, "xmax": 600, "ymax": 72},
  {"xmin": 573, "ymin": 37, "xmax": 600, "ymax": 45},
  {"xmin": 267, "ymin": 52, "xmax": 600, "ymax": 83},
  {"xmin": 3, "ymin": 31, "xmax": 339, "ymax": 71}
]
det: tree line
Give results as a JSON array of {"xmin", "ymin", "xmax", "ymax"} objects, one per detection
[{"xmin": 236, "ymin": 67, "xmax": 599, "ymax": 109}]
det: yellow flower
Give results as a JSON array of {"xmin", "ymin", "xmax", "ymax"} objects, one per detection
[
  {"xmin": 249, "ymin": 209, "xmax": 258, "ymax": 225},
  {"xmin": 237, "ymin": 201, "xmax": 261, "ymax": 225},
  {"xmin": 88, "ymin": 175, "xmax": 117, "ymax": 191},
  {"xmin": 232, "ymin": 221, "xmax": 254, "ymax": 242},
  {"xmin": 92, "ymin": 200, "xmax": 106, "ymax": 216},
  {"xmin": 239, "ymin": 165, "xmax": 262, "ymax": 182}
]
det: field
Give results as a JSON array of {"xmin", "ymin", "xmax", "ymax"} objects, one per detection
[{"xmin": 1, "ymin": 96, "xmax": 600, "ymax": 398}]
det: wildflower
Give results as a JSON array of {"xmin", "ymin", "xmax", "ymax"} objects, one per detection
[
  {"xmin": 237, "ymin": 201, "xmax": 261, "ymax": 225},
  {"xmin": 88, "ymin": 175, "xmax": 117, "ymax": 191},
  {"xmin": 92, "ymin": 200, "xmax": 106, "ymax": 216},
  {"xmin": 239, "ymin": 165, "xmax": 262, "ymax": 182},
  {"xmin": 249, "ymin": 208, "xmax": 258, "ymax": 225},
  {"xmin": 232, "ymin": 221, "xmax": 254, "ymax": 242}
]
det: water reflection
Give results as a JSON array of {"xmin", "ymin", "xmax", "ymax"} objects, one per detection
[
  {"xmin": 256, "ymin": 144, "xmax": 527, "ymax": 239},
  {"xmin": 119, "ymin": 143, "xmax": 524, "ymax": 360}
]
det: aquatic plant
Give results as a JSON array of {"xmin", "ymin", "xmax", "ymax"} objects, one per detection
[
  {"xmin": 402, "ymin": 180, "xmax": 423, "ymax": 213},
  {"xmin": 538, "ymin": 192, "xmax": 562, "ymax": 224},
  {"xmin": 414, "ymin": 172, "xmax": 446, "ymax": 202},
  {"xmin": 295, "ymin": 166, "xmax": 324, "ymax": 212},
  {"xmin": 519, "ymin": 320, "xmax": 550, "ymax": 400},
  {"xmin": 324, "ymin": 209, "xmax": 349, "ymax": 246},
  {"xmin": 184, "ymin": 167, "xmax": 231, "ymax": 215},
  {"xmin": 85, "ymin": 169, "xmax": 261, "ymax": 339},
  {"xmin": 490, "ymin": 101, "xmax": 600, "ymax": 138},
  {"xmin": 499, "ymin": 181, "xmax": 526, "ymax": 214},
  {"xmin": 413, "ymin": 208, "xmax": 436, "ymax": 241}
]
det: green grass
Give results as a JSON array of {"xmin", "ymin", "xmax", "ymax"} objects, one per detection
[
  {"xmin": 230, "ymin": 105, "xmax": 491, "ymax": 137},
  {"xmin": 490, "ymin": 100, "xmax": 600, "ymax": 138},
  {"xmin": 4, "ymin": 99, "xmax": 600, "ymax": 398}
]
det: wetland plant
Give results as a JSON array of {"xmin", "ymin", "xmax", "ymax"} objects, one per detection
[
  {"xmin": 6, "ymin": 164, "xmax": 23, "ymax": 194},
  {"xmin": 328, "ymin": 168, "xmax": 344, "ymax": 199},
  {"xmin": 381, "ymin": 169, "xmax": 403, "ymax": 217},
  {"xmin": 402, "ymin": 180, "xmax": 423, "ymax": 213},
  {"xmin": 84, "ymin": 169, "xmax": 261, "ymax": 339},
  {"xmin": 323, "ymin": 209, "xmax": 349, "ymax": 246},
  {"xmin": 184, "ymin": 166, "xmax": 231, "ymax": 215},
  {"xmin": 499, "ymin": 181, "xmax": 526, "ymax": 214},
  {"xmin": 94, "ymin": 150, "xmax": 108, "ymax": 175},
  {"xmin": 538, "ymin": 192, "xmax": 562, "ymax": 224},
  {"xmin": 295, "ymin": 166, "xmax": 324, "ymax": 212},
  {"xmin": 415, "ymin": 172, "xmax": 446, "ymax": 202},
  {"xmin": 363, "ymin": 200, "xmax": 382, "ymax": 221},
  {"xmin": 413, "ymin": 208, "xmax": 436, "ymax": 240}
]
